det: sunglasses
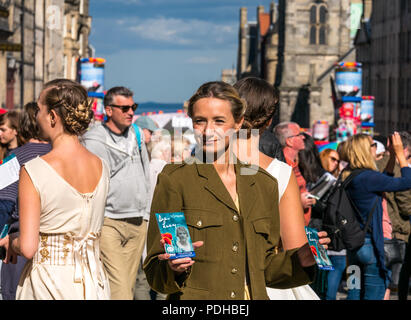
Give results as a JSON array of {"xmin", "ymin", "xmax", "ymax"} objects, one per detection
[
  {"xmin": 330, "ymin": 156, "xmax": 340, "ymax": 163},
  {"xmin": 109, "ymin": 103, "xmax": 138, "ymax": 113}
]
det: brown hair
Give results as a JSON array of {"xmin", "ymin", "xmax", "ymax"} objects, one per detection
[
  {"xmin": 0, "ymin": 109, "xmax": 25, "ymax": 146},
  {"xmin": 19, "ymin": 102, "xmax": 42, "ymax": 141},
  {"xmin": 41, "ymin": 79, "xmax": 93, "ymax": 135},
  {"xmin": 0, "ymin": 113, "xmax": 7, "ymax": 160},
  {"xmin": 187, "ymin": 81, "xmax": 245, "ymax": 123},
  {"xmin": 337, "ymin": 140, "xmax": 348, "ymax": 162},
  {"xmin": 233, "ymin": 77, "xmax": 279, "ymax": 136}
]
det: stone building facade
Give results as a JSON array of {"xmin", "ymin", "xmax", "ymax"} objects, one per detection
[
  {"xmin": 238, "ymin": 0, "xmax": 357, "ymax": 128},
  {"xmin": 63, "ymin": 0, "xmax": 91, "ymax": 80},
  {"xmin": 0, "ymin": 0, "xmax": 91, "ymax": 110},
  {"xmin": 355, "ymin": 0, "xmax": 411, "ymax": 135},
  {"xmin": 221, "ymin": 68, "xmax": 237, "ymax": 85}
]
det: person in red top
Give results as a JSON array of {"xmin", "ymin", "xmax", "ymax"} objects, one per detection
[{"xmin": 274, "ymin": 122, "xmax": 316, "ymax": 225}]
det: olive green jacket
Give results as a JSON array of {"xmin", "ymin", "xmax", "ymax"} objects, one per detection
[
  {"xmin": 377, "ymin": 155, "xmax": 411, "ymax": 242},
  {"xmin": 143, "ymin": 159, "xmax": 312, "ymax": 300}
]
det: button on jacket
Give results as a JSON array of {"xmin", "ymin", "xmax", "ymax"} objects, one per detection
[{"xmin": 143, "ymin": 159, "xmax": 312, "ymax": 300}]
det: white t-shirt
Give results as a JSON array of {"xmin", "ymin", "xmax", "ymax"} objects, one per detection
[{"xmin": 265, "ymin": 158, "xmax": 292, "ymax": 200}]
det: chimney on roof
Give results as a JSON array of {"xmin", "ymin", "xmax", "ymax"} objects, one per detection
[
  {"xmin": 257, "ymin": 5, "xmax": 265, "ymax": 18},
  {"xmin": 362, "ymin": 0, "xmax": 373, "ymax": 21},
  {"xmin": 240, "ymin": 7, "xmax": 247, "ymax": 28},
  {"xmin": 270, "ymin": 1, "xmax": 277, "ymax": 24}
]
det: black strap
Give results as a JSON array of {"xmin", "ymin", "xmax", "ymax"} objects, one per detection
[
  {"xmin": 341, "ymin": 168, "xmax": 366, "ymax": 188},
  {"xmin": 342, "ymin": 168, "xmax": 378, "ymax": 233},
  {"xmin": 345, "ymin": 187, "xmax": 379, "ymax": 233},
  {"xmin": 362, "ymin": 197, "xmax": 379, "ymax": 233}
]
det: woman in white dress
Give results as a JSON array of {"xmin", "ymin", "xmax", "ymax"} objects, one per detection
[
  {"xmin": 4, "ymin": 79, "xmax": 110, "ymax": 300},
  {"xmin": 234, "ymin": 77, "xmax": 330, "ymax": 300}
]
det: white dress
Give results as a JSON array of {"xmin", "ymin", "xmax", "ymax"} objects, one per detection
[
  {"xmin": 16, "ymin": 157, "xmax": 111, "ymax": 300},
  {"xmin": 265, "ymin": 159, "xmax": 320, "ymax": 300}
]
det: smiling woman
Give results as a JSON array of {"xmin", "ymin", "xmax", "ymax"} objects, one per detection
[
  {"xmin": 144, "ymin": 81, "xmax": 316, "ymax": 300},
  {"xmin": 188, "ymin": 81, "xmax": 245, "ymax": 162}
]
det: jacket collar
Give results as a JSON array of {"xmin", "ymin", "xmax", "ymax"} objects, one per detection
[{"xmin": 192, "ymin": 155, "xmax": 257, "ymax": 217}]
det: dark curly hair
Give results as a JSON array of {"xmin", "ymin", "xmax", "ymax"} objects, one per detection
[{"xmin": 41, "ymin": 79, "xmax": 93, "ymax": 136}]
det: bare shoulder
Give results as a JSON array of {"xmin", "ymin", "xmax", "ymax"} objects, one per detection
[
  {"xmin": 83, "ymin": 146, "xmax": 103, "ymax": 166},
  {"xmin": 259, "ymin": 152, "xmax": 274, "ymax": 170}
]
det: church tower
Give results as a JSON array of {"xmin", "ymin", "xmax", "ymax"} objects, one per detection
[{"xmin": 264, "ymin": 0, "xmax": 353, "ymax": 127}]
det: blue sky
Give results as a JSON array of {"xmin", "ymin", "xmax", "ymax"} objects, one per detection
[{"xmin": 89, "ymin": 0, "xmax": 276, "ymax": 103}]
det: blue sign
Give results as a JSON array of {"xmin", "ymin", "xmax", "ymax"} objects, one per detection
[{"xmin": 335, "ymin": 67, "xmax": 362, "ymax": 98}]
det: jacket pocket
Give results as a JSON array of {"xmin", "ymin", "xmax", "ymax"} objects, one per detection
[
  {"xmin": 183, "ymin": 208, "xmax": 223, "ymax": 262},
  {"xmin": 180, "ymin": 286, "xmax": 210, "ymax": 300},
  {"xmin": 182, "ymin": 208, "xmax": 223, "ymax": 291},
  {"xmin": 251, "ymin": 216, "xmax": 274, "ymax": 270}
]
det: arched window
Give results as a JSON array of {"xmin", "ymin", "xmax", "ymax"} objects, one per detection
[
  {"xmin": 309, "ymin": 2, "xmax": 328, "ymax": 45},
  {"xmin": 310, "ymin": 6, "xmax": 317, "ymax": 24},
  {"xmin": 319, "ymin": 5, "xmax": 327, "ymax": 23},
  {"xmin": 310, "ymin": 26, "xmax": 317, "ymax": 44},
  {"xmin": 319, "ymin": 26, "xmax": 326, "ymax": 44}
]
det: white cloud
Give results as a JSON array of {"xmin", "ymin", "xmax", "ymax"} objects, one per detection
[
  {"xmin": 127, "ymin": 16, "xmax": 236, "ymax": 47},
  {"xmin": 99, "ymin": 0, "xmax": 143, "ymax": 4},
  {"xmin": 187, "ymin": 56, "xmax": 218, "ymax": 64}
]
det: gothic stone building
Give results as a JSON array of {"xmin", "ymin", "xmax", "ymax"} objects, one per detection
[
  {"xmin": 0, "ymin": 0, "xmax": 91, "ymax": 110},
  {"xmin": 238, "ymin": 0, "xmax": 356, "ymax": 128}
]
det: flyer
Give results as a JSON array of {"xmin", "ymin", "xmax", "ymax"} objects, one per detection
[
  {"xmin": 305, "ymin": 226, "xmax": 334, "ymax": 271},
  {"xmin": 155, "ymin": 212, "xmax": 195, "ymax": 260},
  {"xmin": 0, "ymin": 153, "xmax": 20, "ymax": 190}
]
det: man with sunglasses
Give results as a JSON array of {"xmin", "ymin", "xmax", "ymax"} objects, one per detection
[
  {"xmin": 81, "ymin": 86, "xmax": 151, "ymax": 300},
  {"xmin": 274, "ymin": 121, "xmax": 316, "ymax": 226}
]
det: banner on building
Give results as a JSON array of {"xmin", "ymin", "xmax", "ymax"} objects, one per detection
[
  {"xmin": 350, "ymin": 3, "xmax": 363, "ymax": 38},
  {"xmin": 80, "ymin": 57, "xmax": 105, "ymax": 93}
]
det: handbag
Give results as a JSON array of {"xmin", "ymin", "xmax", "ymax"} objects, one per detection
[{"xmin": 384, "ymin": 238, "xmax": 403, "ymax": 268}]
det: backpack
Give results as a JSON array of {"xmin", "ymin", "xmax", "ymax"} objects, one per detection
[
  {"xmin": 322, "ymin": 168, "xmax": 379, "ymax": 252},
  {"xmin": 132, "ymin": 123, "xmax": 142, "ymax": 152}
]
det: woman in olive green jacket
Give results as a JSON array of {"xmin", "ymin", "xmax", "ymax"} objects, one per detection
[{"xmin": 143, "ymin": 82, "xmax": 315, "ymax": 300}]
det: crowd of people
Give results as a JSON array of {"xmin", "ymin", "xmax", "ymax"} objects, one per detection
[{"xmin": 0, "ymin": 76, "xmax": 410, "ymax": 300}]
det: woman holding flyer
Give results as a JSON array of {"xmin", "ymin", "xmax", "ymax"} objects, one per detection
[
  {"xmin": 4, "ymin": 79, "xmax": 111, "ymax": 300},
  {"xmin": 144, "ymin": 81, "xmax": 317, "ymax": 300},
  {"xmin": 233, "ymin": 77, "xmax": 332, "ymax": 300}
]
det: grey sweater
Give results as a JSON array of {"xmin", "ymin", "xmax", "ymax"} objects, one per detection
[{"xmin": 81, "ymin": 123, "xmax": 151, "ymax": 221}]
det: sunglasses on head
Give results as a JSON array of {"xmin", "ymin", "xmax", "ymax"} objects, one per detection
[{"xmin": 109, "ymin": 103, "xmax": 138, "ymax": 113}]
